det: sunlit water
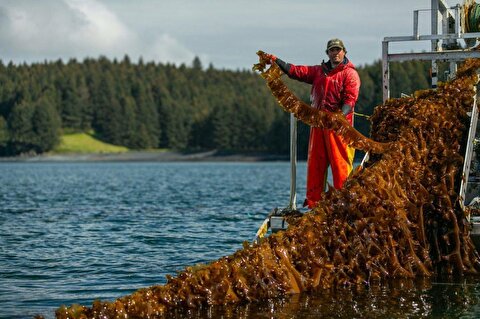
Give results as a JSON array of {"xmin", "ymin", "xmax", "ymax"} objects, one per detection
[{"xmin": 1, "ymin": 162, "xmax": 479, "ymax": 319}]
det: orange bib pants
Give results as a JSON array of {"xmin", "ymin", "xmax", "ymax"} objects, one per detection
[{"xmin": 304, "ymin": 127, "xmax": 355, "ymax": 209}]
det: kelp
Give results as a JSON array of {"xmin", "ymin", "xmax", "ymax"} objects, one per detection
[
  {"xmin": 54, "ymin": 54, "xmax": 480, "ymax": 319},
  {"xmin": 252, "ymin": 51, "xmax": 392, "ymax": 154}
]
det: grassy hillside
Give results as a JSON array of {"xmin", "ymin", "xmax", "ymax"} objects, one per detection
[{"xmin": 54, "ymin": 132, "xmax": 129, "ymax": 154}]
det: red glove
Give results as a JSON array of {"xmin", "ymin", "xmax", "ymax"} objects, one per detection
[{"xmin": 264, "ymin": 53, "xmax": 277, "ymax": 64}]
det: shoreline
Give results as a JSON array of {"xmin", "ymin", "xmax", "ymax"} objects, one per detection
[
  {"xmin": 0, "ymin": 149, "xmax": 369, "ymax": 163},
  {"xmin": 0, "ymin": 150, "xmax": 292, "ymax": 163}
]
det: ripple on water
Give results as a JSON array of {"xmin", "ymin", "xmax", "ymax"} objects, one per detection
[{"xmin": 9, "ymin": 162, "xmax": 479, "ymax": 318}]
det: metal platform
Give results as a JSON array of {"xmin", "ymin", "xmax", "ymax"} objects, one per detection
[{"xmin": 380, "ymin": 0, "xmax": 480, "ymax": 250}]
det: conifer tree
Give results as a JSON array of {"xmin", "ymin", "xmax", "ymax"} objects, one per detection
[
  {"xmin": 0, "ymin": 116, "xmax": 8, "ymax": 152},
  {"xmin": 31, "ymin": 96, "xmax": 61, "ymax": 152},
  {"xmin": 0, "ymin": 56, "xmax": 440, "ymax": 157},
  {"xmin": 7, "ymin": 100, "xmax": 36, "ymax": 154}
]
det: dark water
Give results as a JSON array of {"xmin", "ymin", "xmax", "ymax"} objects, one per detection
[{"xmin": 1, "ymin": 162, "xmax": 479, "ymax": 319}]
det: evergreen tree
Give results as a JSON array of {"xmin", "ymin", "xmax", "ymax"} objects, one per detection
[
  {"xmin": 0, "ymin": 116, "xmax": 8, "ymax": 152},
  {"xmin": 356, "ymin": 68, "xmax": 376, "ymax": 137},
  {"xmin": 118, "ymin": 94, "xmax": 138, "ymax": 148},
  {"xmin": 131, "ymin": 79, "xmax": 159, "ymax": 148},
  {"xmin": 7, "ymin": 100, "xmax": 36, "ymax": 154},
  {"xmin": 266, "ymin": 112, "xmax": 290, "ymax": 155},
  {"xmin": 31, "ymin": 96, "xmax": 61, "ymax": 152},
  {"xmin": 0, "ymin": 56, "xmax": 440, "ymax": 157},
  {"xmin": 211, "ymin": 103, "xmax": 234, "ymax": 150},
  {"xmin": 91, "ymin": 70, "xmax": 123, "ymax": 145},
  {"xmin": 58, "ymin": 73, "xmax": 83, "ymax": 129},
  {"xmin": 192, "ymin": 56, "xmax": 202, "ymax": 70}
]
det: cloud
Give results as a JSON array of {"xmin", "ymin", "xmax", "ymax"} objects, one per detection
[
  {"xmin": 63, "ymin": 0, "xmax": 136, "ymax": 53},
  {"xmin": 0, "ymin": 0, "xmax": 434, "ymax": 69},
  {"xmin": 0, "ymin": 0, "xmax": 196, "ymax": 65},
  {"xmin": 145, "ymin": 33, "xmax": 197, "ymax": 65}
]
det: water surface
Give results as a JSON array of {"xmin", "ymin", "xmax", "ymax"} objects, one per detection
[{"xmin": 0, "ymin": 162, "xmax": 479, "ymax": 318}]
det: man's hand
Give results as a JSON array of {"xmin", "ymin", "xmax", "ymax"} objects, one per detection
[{"xmin": 264, "ymin": 53, "xmax": 277, "ymax": 64}]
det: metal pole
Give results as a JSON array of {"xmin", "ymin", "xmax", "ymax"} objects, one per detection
[
  {"xmin": 288, "ymin": 113, "xmax": 297, "ymax": 210},
  {"xmin": 382, "ymin": 40, "xmax": 390, "ymax": 102},
  {"xmin": 431, "ymin": 0, "xmax": 439, "ymax": 88},
  {"xmin": 414, "ymin": 10, "xmax": 420, "ymax": 39},
  {"xmin": 449, "ymin": 62, "xmax": 457, "ymax": 80},
  {"xmin": 459, "ymin": 80, "xmax": 479, "ymax": 215},
  {"xmin": 455, "ymin": 4, "xmax": 461, "ymax": 38}
]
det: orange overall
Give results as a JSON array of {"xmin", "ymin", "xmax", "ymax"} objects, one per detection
[{"xmin": 287, "ymin": 58, "xmax": 360, "ymax": 208}]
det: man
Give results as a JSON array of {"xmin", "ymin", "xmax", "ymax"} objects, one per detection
[{"xmin": 266, "ymin": 38, "xmax": 360, "ymax": 209}]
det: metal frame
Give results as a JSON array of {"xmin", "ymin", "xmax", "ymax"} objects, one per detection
[
  {"xmin": 382, "ymin": 0, "xmax": 480, "ymax": 101},
  {"xmin": 288, "ymin": 113, "xmax": 297, "ymax": 210},
  {"xmin": 378, "ymin": 0, "xmax": 479, "ymax": 210},
  {"xmin": 460, "ymin": 85, "xmax": 479, "ymax": 214}
]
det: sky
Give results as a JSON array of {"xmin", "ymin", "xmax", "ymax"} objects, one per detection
[{"xmin": 0, "ymin": 0, "xmax": 439, "ymax": 70}]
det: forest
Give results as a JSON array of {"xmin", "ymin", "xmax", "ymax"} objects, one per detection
[{"xmin": 0, "ymin": 56, "xmax": 434, "ymax": 158}]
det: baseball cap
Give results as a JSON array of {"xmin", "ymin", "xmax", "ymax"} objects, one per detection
[{"xmin": 326, "ymin": 38, "xmax": 346, "ymax": 52}]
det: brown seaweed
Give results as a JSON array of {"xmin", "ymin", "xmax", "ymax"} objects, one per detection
[
  {"xmin": 252, "ymin": 51, "xmax": 392, "ymax": 154},
  {"xmin": 54, "ymin": 55, "xmax": 480, "ymax": 319}
]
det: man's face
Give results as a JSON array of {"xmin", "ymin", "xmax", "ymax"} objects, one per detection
[{"xmin": 327, "ymin": 47, "xmax": 345, "ymax": 65}]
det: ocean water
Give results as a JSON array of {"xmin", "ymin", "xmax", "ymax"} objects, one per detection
[{"xmin": 0, "ymin": 162, "xmax": 479, "ymax": 319}]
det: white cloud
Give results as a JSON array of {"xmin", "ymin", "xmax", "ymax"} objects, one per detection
[
  {"xmin": 63, "ymin": 0, "xmax": 136, "ymax": 52},
  {"xmin": 144, "ymin": 33, "xmax": 196, "ymax": 66},
  {"xmin": 0, "ymin": 0, "xmax": 197, "ymax": 65},
  {"xmin": 0, "ymin": 0, "xmax": 441, "ymax": 68}
]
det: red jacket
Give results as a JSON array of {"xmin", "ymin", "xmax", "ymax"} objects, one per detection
[{"xmin": 287, "ymin": 58, "xmax": 360, "ymax": 124}]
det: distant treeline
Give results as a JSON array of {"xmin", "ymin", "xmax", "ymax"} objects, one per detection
[{"xmin": 0, "ymin": 55, "xmax": 434, "ymax": 157}]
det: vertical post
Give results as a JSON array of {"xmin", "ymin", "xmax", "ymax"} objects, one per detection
[
  {"xmin": 288, "ymin": 113, "xmax": 297, "ymax": 210},
  {"xmin": 431, "ymin": 0, "xmax": 439, "ymax": 43},
  {"xmin": 431, "ymin": 0, "xmax": 439, "ymax": 88},
  {"xmin": 414, "ymin": 10, "xmax": 419, "ymax": 39},
  {"xmin": 382, "ymin": 40, "xmax": 390, "ymax": 102},
  {"xmin": 441, "ymin": 5, "xmax": 448, "ymax": 39},
  {"xmin": 449, "ymin": 62, "xmax": 457, "ymax": 80},
  {"xmin": 459, "ymin": 79, "xmax": 479, "ymax": 215},
  {"xmin": 431, "ymin": 61, "xmax": 438, "ymax": 88},
  {"xmin": 455, "ymin": 4, "xmax": 461, "ymax": 38}
]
